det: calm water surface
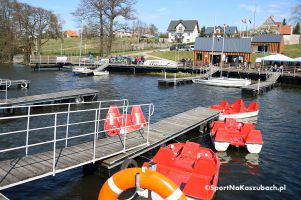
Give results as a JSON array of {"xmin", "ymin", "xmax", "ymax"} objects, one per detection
[{"xmin": 0, "ymin": 64, "xmax": 300, "ymax": 200}]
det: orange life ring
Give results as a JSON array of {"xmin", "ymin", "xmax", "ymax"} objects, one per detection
[{"xmin": 98, "ymin": 167, "xmax": 187, "ymax": 200}]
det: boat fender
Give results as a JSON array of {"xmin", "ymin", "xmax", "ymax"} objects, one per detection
[
  {"xmin": 20, "ymin": 82, "xmax": 28, "ymax": 88},
  {"xmin": 120, "ymin": 158, "xmax": 138, "ymax": 170},
  {"xmin": 98, "ymin": 168, "xmax": 187, "ymax": 200},
  {"xmin": 75, "ymin": 96, "xmax": 84, "ymax": 103}
]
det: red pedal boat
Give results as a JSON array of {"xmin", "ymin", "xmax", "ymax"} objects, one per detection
[
  {"xmin": 211, "ymin": 118, "xmax": 264, "ymax": 153},
  {"xmin": 209, "ymin": 98, "xmax": 259, "ymax": 121},
  {"xmin": 104, "ymin": 105, "xmax": 147, "ymax": 136},
  {"xmin": 141, "ymin": 142, "xmax": 220, "ymax": 200}
]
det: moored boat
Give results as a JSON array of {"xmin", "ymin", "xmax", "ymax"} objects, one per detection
[
  {"xmin": 192, "ymin": 77, "xmax": 251, "ymax": 88},
  {"xmin": 211, "ymin": 118, "xmax": 264, "ymax": 153},
  {"xmin": 141, "ymin": 142, "xmax": 220, "ymax": 200},
  {"xmin": 104, "ymin": 105, "xmax": 147, "ymax": 136},
  {"xmin": 93, "ymin": 70, "xmax": 109, "ymax": 76},
  {"xmin": 209, "ymin": 98, "xmax": 259, "ymax": 121},
  {"xmin": 72, "ymin": 66, "xmax": 93, "ymax": 75}
]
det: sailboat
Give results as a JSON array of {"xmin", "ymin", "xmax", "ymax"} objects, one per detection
[{"xmin": 193, "ymin": 25, "xmax": 251, "ymax": 88}]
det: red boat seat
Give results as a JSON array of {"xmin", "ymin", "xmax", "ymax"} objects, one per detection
[
  {"xmin": 211, "ymin": 121, "xmax": 225, "ymax": 135},
  {"xmin": 131, "ymin": 105, "xmax": 147, "ymax": 129},
  {"xmin": 240, "ymin": 123, "xmax": 255, "ymax": 136},
  {"xmin": 179, "ymin": 142, "xmax": 200, "ymax": 159},
  {"xmin": 230, "ymin": 98, "xmax": 247, "ymax": 113},
  {"xmin": 246, "ymin": 130, "xmax": 264, "ymax": 144},
  {"xmin": 183, "ymin": 175, "xmax": 213, "ymax": 200},
  {"xmin": 104, "ymin": 112, "xmax": 121, "ymax": 136},
  {"xmin": 194, "ymin": 158, "xmax": 217, "ymax": 177},
  {"xmin": 209, "ymin": 100, "xmax": 229, "ymax": 110},
  {"xmin": 247, "ymin": 102, "xmax": 259, "ymax": 112},
  {"xmin": 152, "ymin": 148, "xmax": 175, "ymax": 167}
]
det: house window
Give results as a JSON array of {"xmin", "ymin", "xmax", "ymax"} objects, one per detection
[
  {"xmin": 186, "ymin": 39, "xmax": 190, "ymax": 42},
  {"xmin": 258, "ymin": 45, "xmax": 268, "ymax": 52},
  {"xmin": 197, "ymin": 53, "xmax": 202, "ymax": 60}
]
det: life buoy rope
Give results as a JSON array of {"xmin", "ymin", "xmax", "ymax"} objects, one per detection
[{"xmin": 98, "ymin": 167, "xmax": 186, "ymax": 200}]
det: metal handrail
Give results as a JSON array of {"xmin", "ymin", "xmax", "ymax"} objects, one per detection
[{"xmin": 0, "ymin": 100, "xmax": 154, "ymax": 177}]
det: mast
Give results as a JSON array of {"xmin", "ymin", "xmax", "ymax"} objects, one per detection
[
  {"xmin": 221, "ymin": 24, "xmax": 226, "ymax": 77},
  {"xmin": 210, "ymin": 18, "xmax": 216, "ymax": 79},
  {"xmin": 79, "ymin": 23, "xmax": 83, "ymax": 67}
]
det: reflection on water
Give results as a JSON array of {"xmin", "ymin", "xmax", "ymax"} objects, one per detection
[{"xmin": 0, "ymin": 64, "xmax": 300, "ymax": 200}]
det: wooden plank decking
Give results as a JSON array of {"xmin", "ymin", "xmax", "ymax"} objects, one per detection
[
  {"xmin": 0, "ymin": 88, "xmax": 98, "ymax": 106},
  {"xmin": 0, "ymin": 106, "xmax": 219, "ymax": 190},
  {"xmin": 101, "ymin": 106, "xmax": 219, "ymax": 168}
]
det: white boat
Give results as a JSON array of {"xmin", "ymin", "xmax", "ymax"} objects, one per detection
[
  {"xmin": 192, "ymin": 77, "xmax": 251, "ymax": 88},
  {"xmin": 93, "ymin": 70, "xmax": 109, "ymax": 76},
  {"xmin": 219, "ymin": 110, "xmax": 259, "ymax": 121},
  {"xmin": 72, "ymin": 67, "xmax": 93, "ymax": 75}
]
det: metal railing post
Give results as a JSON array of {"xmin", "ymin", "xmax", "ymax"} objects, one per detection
[
  {"xmin": 147, "ymin": 104, "xmax": 152, "ymax": 145},
  {"xmin": 123, "ymin": 106, "xmax": 128, "ymax": 152},
  {"xmin": 65, "ymin": 103, "xmax": 71, "ymax": 148},
  {"xmin": 93, "ymin": 109, "xmax": 97, "ymax": 163},
  {"xmin": 25, "ymin": 106, "xmax": 31, "ymax": 156},
  {"xmin": 257, "ymin": 79, "xmax": 260, "ymax": 95},
  {"xmin": 53, "ymin": 113, "xmax": 57, "ymax": 176},
  {"xmin": 96, "ymin": 102, "xmax": 101, "ymax": 139}
]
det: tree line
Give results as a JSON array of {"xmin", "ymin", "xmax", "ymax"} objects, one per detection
[
  {"xmin": 73, "ymin": 0, "xmax": 137, "ymax": 57},
  {"xmin": 0, "ymin": 0, "xmax": 62, "ymax": 63}
]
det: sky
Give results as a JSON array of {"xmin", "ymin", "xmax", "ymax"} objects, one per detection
[{"xmin": 19, "ymin": 0, "xmax": 299, "ymax": 32}]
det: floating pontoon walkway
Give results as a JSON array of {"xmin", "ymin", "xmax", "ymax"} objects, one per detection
[
  {"xmin": 241, "ymin": 72, "xmax": 281, "ymax": 96},
  {"xmin": 0, "ymin": 106, "xmax": 219, "ymax": 190},
  {"xmin": 101, "ymin": 106, "xmax": 219, "ymax": 168},
  {"xmin": 0, "ymin": 88, "xmax": 98, "ymax": 107},
  {"xmin": 0, "ymin": 79, "xmax": 30, "ymax": 89}
]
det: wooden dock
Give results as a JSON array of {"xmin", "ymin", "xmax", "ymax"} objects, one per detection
[
  {"xmin": 0, "ymin": 79, "xmax": 30, "ymax": 89},
  {"xmin": 158, "ymin": 66, "xmax": 219, "ymax": 86},
  {"xmin": 158, "ymin": 76, "xmax": 199, "ymax": 86},
  {"xmin": 0, "ymin": 88, "xmax": 98, "ymax": 107},
  {"xmin": 241, "ymin": 72, "xmax": 281, "ymax": 96},
  {"xmin": 101, "ymin": 106, "xmax": 219, "ymax": 169},
  {"xmin": 0, "ymin": 106, "xmax": 219, "ymax": 190}
]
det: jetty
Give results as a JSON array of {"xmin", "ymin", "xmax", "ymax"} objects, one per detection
[
  {"xmin": 0, "ymin": 79, "xmax": 30, "ymax": 89},
  {"xmin": 0, "ymin": 101, "xmax": 219, "ymax": 190},
  {"xmin": 158, "ymin": 66, "xmax": 219, "ymax": 86},
  {"xmin": 0, "ymin": 88, "xmax": 98, "ymax": 108},
  {"xmin": 242, "ymin": 71, "xmax": 281, "ymax": 95}
]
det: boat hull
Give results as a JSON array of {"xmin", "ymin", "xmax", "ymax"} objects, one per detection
[
  {"xmin": 93, "ymin": 71, "xmax": 109, "ymax": 76},
  {"xmin": 219, "ymin": 110, "xmax": 259, "ymax": 121},
  {"xmin": 193, "ymin": 77, "xmax": 251, "ymax": 88},
  {"xmin": 246, "ymin": 143, "xmax": 263, "ymax": 153}
]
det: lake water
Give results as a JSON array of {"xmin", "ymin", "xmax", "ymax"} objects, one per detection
[{"xmin": 1, "ymin": 64, "xmax": 300, "ymax": 200}]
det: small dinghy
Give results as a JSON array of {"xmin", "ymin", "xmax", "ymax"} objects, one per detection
[
  {"xmin": 211, "ymin": 118, "xmax": 264, "ymax": 153},
  {"xmin": 209, "ymin": 98, "xmax": 259, "ymax": 121},
  {"xmin": 141, "ymin": 142, "xmax": 220, "ymax": 200},
  {"xmin": 104, "ymin": 105, "xmax": 147, "ymax": 136}
]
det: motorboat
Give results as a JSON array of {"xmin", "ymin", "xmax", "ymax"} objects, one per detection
[
  {"xmin": 192, "ymin": 77, "xmax": 251, "ymax": 88},
  {"xmin": 93, "ymin": 69, "xmax": 109, "ymax": 76},
  {"xmin": 209, "ymin": 98, "xmax": 259, "ymax": 121},
  {"xmin": 140, "ymin": 142, "xmax": 220, "ymax": 200},
  {"xmin": 211, "ymin": 118, "xmax": 264, "ymax": 153},
  {"xmin": 72, "ymin": 66, "xmax": 93, "ymax": 75},
  {"xmin": 104, "ymin": 105, "xmax": 147, "ymax": 136}
]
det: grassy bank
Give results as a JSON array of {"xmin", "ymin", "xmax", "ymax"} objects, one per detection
[
  {"xmin": 148, "ymin": 51, "xmax": 193, "ymax": 61},
  {"xmin": 251, "ymin": 44, "xmax": 301, "ymax": 63},
  {"xmin": 143, "ymin": 71, "xmax": 197, "ymax": 78},
  {"xmin": 41, "ymin": 37, "xmax": 168, "ymax": 56}
]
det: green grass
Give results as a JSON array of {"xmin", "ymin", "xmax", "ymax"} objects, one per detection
[
  {"xmin": 40, "ymin": 37, "xmax": 165, "ymax": 56},
  {"xmin": 142, "ymin": 71, "xmax": 197, "ymax": 78},
  {"xmin": 148, "ymin": 51, "xmax": 193, "ymax": 61},
  {"xmin": 252, "ymin": 44, "xmax": 301, "ymax": 63},
  {"xmin": 283, "ymin": 44, "xmax": 301, "ymax": 58}
]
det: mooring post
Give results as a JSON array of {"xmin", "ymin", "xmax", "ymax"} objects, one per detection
[
  {"xmin": 257, "ymin": 79, "xmax": 260, "ymax": 95},
  {"xmin": 174, "ymin": 73, "xmax": 176, "ymax": 86},
  {"xmin": 164, "ymin": 71, "xmax": 167, "ymax": 79}
]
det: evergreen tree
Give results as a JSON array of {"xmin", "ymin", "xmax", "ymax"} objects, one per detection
[
  {"xmin": 200, "ymin": 26, "xmax": 206, "ymax": 37},
  {"xmin": 282, "ymin": 18, "xmax": 287, "ymax": 25},
  {"xmin": 293, "ymin": 22, "xmax": 300, "ymax": 34}
]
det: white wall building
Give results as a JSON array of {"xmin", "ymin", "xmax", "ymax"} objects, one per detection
[{"xmin": 167, "ymin": 20, "xmax": 200, "ymax": 43}]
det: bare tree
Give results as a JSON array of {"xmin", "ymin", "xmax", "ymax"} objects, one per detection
[
  {"xmin": 73, "ymin": 0, "xmax": 107, "ymax": 56},
  {"xmin": 290, "ymin": 3, "xmax": 301, "ymax": 24},
  {"xmin": 104, "ymin": 0, "xmax": 136, "ymax": 55}
]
